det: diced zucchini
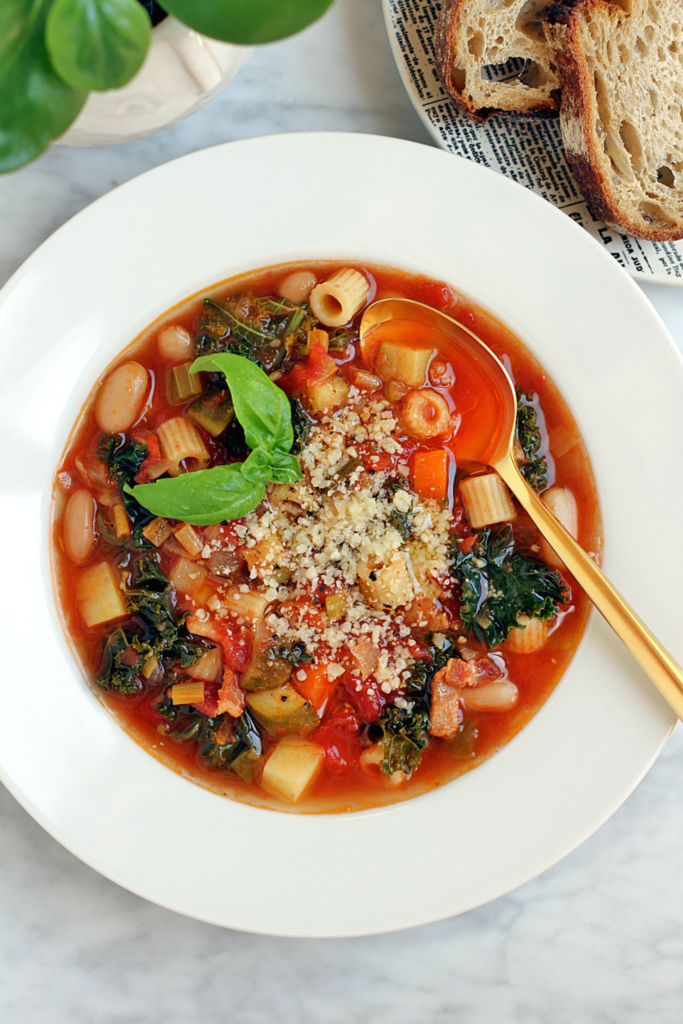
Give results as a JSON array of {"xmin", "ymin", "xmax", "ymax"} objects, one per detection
[
  {"xmin": 246, "ymin": 685, "xmax": 319, "ymax": 735},
  {"xmin": 261, "ymin": 739, "xmax": 324, "ymax": 803},
  {"xmin": 187, "ymin": 390, "xmax": 234, "ymax": 437},
  {"xmin": 307, "ymin": 376, "xmax": 349, "ymax": 414},
  {"xmin": 374, "ymin": 341, "xmax": 433, "ymax": 387},
  {"xmin": 232, "ymin": 748, "xmax": 261, "ymax": 784},
  {"xmin": 241, "ymin": 647, "xmax": 293, "ymax": 691},
  {"xmin": 167, "ymin": 362, "xmax": 203, "ymax": 403}
]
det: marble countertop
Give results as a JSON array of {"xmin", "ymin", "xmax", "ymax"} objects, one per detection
[{"xmin": 2, "ymin": 1, "xmax": 683, "ymax": 1020}]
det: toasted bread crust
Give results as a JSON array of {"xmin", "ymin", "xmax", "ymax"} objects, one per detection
[
  {"xmin": 435, "ymin": 0, "xmax": 560, "ymax": 122},
  {"xmin": 545, "ymin": 0, "xmax": 683, "ymax": 242}
]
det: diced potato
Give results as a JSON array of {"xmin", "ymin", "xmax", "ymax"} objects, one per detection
[
  {"xmin": 358, "ymin": 553, "xmax": 414, "ymax": 610},
  {"xmin": 373, "ymin": 341, "xmax": 433, "ymax": 387},
  {"xmin": 459, "ymin": 472, "xmax": 516, "ymax": 529},
  {"xmin": 221, "ymin": 586, "xmax": 270, "ymax": 622},
  {"xmin": 261, "ymin": 739, "xmax": 325, "ymax": 803},
  {"xmin": 307, "ymin": 376, "xmax": 350, "ymax": 414},
  {"xmin": 77, "ymin": 561, "xmax": 127, "ymax": 628},
  {"xmin": 246, "ymin": 685, "xmax": 319, "ymax": 734}
]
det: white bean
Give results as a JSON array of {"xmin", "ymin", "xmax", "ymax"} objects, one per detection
[
  {"xmin": 277, "ymin": 270, "xmax": 317, "ymax": 304},
  {"xmin": 158, "ymin": 325, "xmax": 193, "ymax": 361},
  {"xmin": 95, "ymin": 361, "xmax": 148, "ymax": 433},
  {"xmin": 63, "ymin": 489, "xmax": 96, "ymax": 565},
  {"xmin": 540, "ymin": 485, "xmax": 578, "ymax": 568},
  {"xmin": 460, "ymin": 680, "xmax": 519, "ymax": 712}
]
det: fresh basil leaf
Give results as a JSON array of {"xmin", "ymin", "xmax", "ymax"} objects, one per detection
[
  {"xmin": 266, "ymin": 450, "xmax": 303, "ymax": 484},
  {"xmin": 0, "ymin": 0, "xmax": 86, "ymax": 173},
  {"xmin": 46, "ymin": 0, "xmax": 151, "ymax": 91},
  {"xmin": 242, "ymin": 447, "xmax": 303, "ymax": 486},
  {"xmin": 161, "ymin": 0, "xmax": 335, "ymax": 45},
  {"xmin": 191, "ymin": 353, "xmax": 293, "ymax": 454},
  {"xmin": 241, "ymin": 448, "xmax": 272, "ymax": 486},
  {"xmin": 126, "ymin": 464, "xmax": 265, "ymax": 525}
]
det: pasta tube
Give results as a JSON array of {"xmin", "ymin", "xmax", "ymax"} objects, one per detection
[
  {"xmin": 505, "ymin": 614, "xmax": 547, "ymax": 653},
  {"xmin": 156, "ymin": 416, "xmax": 210, "ymax": 476},
  {"xmin": 309, "ymin": 268, "xmax": 370, "ymax": 328},
  {"xmin": 459, "ymin": 473, "xmax": 516, "ymax": 529}
]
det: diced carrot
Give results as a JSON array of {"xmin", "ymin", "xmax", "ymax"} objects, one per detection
[
  {"xmin": 413, "ymin": 449, "xmax": 449, "ymax": 501},
  {"xmin": 294, "ymin": 663, "xmax": 339, "ymax": 712}
]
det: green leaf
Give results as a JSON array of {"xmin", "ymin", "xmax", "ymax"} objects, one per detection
[
  {"xmin": 126, "ymin": 463, "xmax": 265, "ymax": 525},
  {"xmin": 191, "ymin": 353, "xmax": 294, "ymax": 454},
  {"xmin": 0, "ymin": 0, "xmax": 86, "ymax": 173},
  {"xmin": 451, "ymin": 525, "xmax": 568, "ymax": 648},
  {"xmin": 265, "ymin": 449, "xmax": 303, "ymax": 484},
  {"xmin": 161, "ymin": 0, "xmax": 335, "ymax": 45},
  {"xmin": 46, "ymin": 0, "xmax": 151, "ymax": 91}
]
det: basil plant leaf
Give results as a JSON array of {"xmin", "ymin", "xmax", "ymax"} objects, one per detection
[
  {"xmin": 46, "ymin": 0, "xmax": 151, "ymax": 92},
  {"xmin": 0, "ymin": 0, "xmax": 86, "ymax": 173},
  {"xmin": 242, "ymin": 447, "xmax": 303, "ymax": 486},
  {"xmin": 266, "ymin": 450, "xmax": 303, "ymax": 484},
  {"xmin": 191, "ymin": 353, "xmax": 294, "ymax": 454},
  {"xmin": 161, "ymin": 0, "xmax": 335, "ymax": 45},
  {"xmin": 241, "ymin": 448, "xmax": 273, "ymax": 486},
  {"xmin": 126, "ymin": 464, "xmax": 265, "ymax": 525}
]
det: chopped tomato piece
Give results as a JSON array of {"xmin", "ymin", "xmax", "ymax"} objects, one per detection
[
  {"xmin": 294, "ymin": 662, "xmax": 339, "ymax": 712},
  {"xmin": 185, "ymin": 615, "xmax": 252, "ymax": 674},
  {"xmin": 458, "ymin": 535, "xmax": 477, "ymax": 554},
  {"xmin": 345, "ymin": 678, "xmax": 383, "ymax": 723},
  {"xmin": 303, "ymin": 343, "xmax": 338, "ymax": 387},
  {"xmin": 313, "ymin": 709, "xmax": 362, "ymax": 775},
  {"xmin": 413, "ymin": 449, "xmax": 449, "ymax": 501},
  {"xmin": 190, "ymin": 681, "xmax": 219, "ymax": 717},
  {"xmin": 433, "ymin": 655, "xmax": 503, "ymax": 688},
  {"xmin": 133, "ymin": 429, "xmax": 164, "ymax": 484}
]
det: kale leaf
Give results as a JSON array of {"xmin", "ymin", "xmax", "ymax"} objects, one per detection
[
  {"xmin": 97, "ymin": 556, "xmax": 210, "ymax": 693},
  {"xmin": 97, "ymin": 433, "xmax": 155, "ymax": 528},
  {"xmin": 376, "ymin": 632, "xmax": 462, "ymax": 776},
  {"xmin": 193, "ymin": 295, "xmax": 299, "ymax": 372},
  {"xmin": 198, "ymin": 710, "xmax": 263, "ymax": 781},
  {"xmin": 451, "ymin": 525, "xmax": 568, "ymax": 648},
  {"xmin": 383, "ymin": 476, "xmax": 413, "ymax": 540},
  {"xmin": 378, "ymin": 705, "xmax": 430, "ymax": 776},
  {"xmin": 516, "ymin": 390, "xmax": 549, "ymax": 492},
  {"xmin": 290, "ymin": 397, "xmax": 315, "ymax": 455}
]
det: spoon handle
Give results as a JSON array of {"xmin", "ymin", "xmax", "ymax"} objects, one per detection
[{"xmin": 495, "ymin": 457, "xmax": 683, "ymax": 720}]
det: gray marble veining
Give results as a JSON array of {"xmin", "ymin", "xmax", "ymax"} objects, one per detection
[{"xmin": 2, "ymin": 1, "xmax": 683, "ymax": 1021}]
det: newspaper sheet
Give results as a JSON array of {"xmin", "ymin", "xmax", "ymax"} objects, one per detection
[{"xmin": 385, "ymin": 0, "xmax": 683, "ymax": 284}]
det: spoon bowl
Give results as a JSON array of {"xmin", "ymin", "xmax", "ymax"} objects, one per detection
[{"xmin": 360, "ymin": 297, "xmax": 683, "ymax": 721}]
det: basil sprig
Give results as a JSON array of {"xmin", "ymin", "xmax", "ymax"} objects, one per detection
[
  {"xmin": 2, "ymin": 0, "xmax": 336, "ymax": 173},
  {"xmin": 127, "ymin": 353, "xmax": 303, "ymax": 526}
]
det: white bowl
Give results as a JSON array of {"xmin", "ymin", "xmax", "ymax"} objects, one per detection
[
  {"xmin": 57, "ymin": 16, "xmax": 252, "ymax": 147},
  {"xmin": 0, "ymin": 133, "xmax": 681, "ymax": 936}
]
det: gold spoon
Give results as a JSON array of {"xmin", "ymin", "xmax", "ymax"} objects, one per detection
[{"xmin": 359, "ymin": 297, "xmax": 683, "ymax": 720}]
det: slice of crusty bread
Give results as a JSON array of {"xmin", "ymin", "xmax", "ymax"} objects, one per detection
[
  {"xmin": 434, "ymin": 0, "xmax": 560, "ymax": 121},
  {"xmin": 545, "ymin": 0, "xmax": 683, "ymax": 241}
]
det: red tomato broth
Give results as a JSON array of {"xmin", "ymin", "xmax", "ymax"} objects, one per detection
[{"xmin": 52, "ymin": 261, "xmax": 600, "ymax": 814}]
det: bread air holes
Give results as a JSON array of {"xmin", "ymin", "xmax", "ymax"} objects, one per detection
[
  {"xmin": 479, "ymin": 57, "xmax": 548, "ymax": 88},
  {"xmin": 468, "ymin": 31, "xmax": 485, "ymax": 59},
  {"xmin": 619, "ymin": 120, "xmax": 644, "ymax": 172},
  {"xmin": 657, "ymin": 166, "xmax": 675, "ymax": 188}
]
